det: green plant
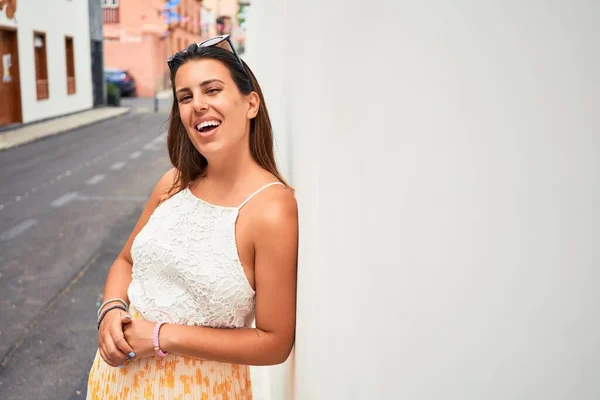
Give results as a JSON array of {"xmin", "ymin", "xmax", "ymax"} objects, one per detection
[
  {"xmin": 106, "ymin": 82, "xmax": 121, "ymax": 106},
  {"xmin": 107, "ymin": 82, "xmax": 119, "ymax": 97}
]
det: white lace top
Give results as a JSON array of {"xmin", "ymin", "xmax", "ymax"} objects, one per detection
[{"xmin": 127, "ymin": 182, "xmax": 283, "ymax": 329}]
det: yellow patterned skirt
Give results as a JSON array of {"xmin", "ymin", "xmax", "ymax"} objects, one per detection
[{"xmin": 86, "ymin": 307, "xmax": 253, "ymax": 400}]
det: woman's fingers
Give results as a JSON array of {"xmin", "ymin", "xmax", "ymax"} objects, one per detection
[
  {"xmin": 121, "ymin": 310, "xmax": 132, "ymax": 325},
  {"xmin": 99, "ymin": 345, "xmax": 119, "ymax": 368},
  {"xmin": 112, "ymin": 324, "xmax": 136, "ymax": 359},
  {"xmin": 102, "ymin": 329, "xmax": 129, "ymax": 365}
]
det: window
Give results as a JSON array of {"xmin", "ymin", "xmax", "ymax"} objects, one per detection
[
  {"xmin": 65, "ymin": 37, "xmax": 76, "ymax": 95},
  {"xmin": 102, "ymin": 0, "xmax": 119, "ymax": 24},
  {"xmin": 34, "ymin": 32, "xmax": 49, "ymax": 100}
]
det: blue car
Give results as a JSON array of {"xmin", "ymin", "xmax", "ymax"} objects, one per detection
[{"xmin": 104, "ymin": 68, "xmax": 137, "ymax": 97}]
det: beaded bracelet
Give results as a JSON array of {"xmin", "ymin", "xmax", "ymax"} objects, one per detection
[
  {"xmin": 97, "ymin": 298, "xmax": 129, "ymax": 317},
  {"xmin": 97, "ymin": 304, "xmax": 128, "ymax": 330},
  {"xmin": 153, "ymin": 322, "xmax": 168, "ymax": 357}
]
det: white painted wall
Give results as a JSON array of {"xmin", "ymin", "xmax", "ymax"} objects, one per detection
[
  {"xmin": 246, "ymin": 1, "xmax": 600, "ymax": 399},
  {"xmin": 0, "ymin": 0, "xmax": 93, "ymax": 124},
  {"xmin": 243, "ymin": 3, "xmax": 292, "ymax": 399}
]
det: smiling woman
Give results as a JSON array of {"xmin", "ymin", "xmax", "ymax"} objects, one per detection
[{"xmin": 86, "ymin": 36, "xmax": 298, "ymax": 400}]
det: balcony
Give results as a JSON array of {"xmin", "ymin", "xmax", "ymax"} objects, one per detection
[
  {"xmin": 36, "ymin": 79, "xmax": 49, "ymax": 100},
  {"xmin": 67, "ymin": 77, "xmax": 76, "ymax": 95},
  {"xmin": 103, "ymin": 8, "xmax": 120, "ymax": 24}
]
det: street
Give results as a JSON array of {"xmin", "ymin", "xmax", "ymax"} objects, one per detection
[{"xmin": 0, "ymin": 98, "xmax": 173, "ymax": 399}]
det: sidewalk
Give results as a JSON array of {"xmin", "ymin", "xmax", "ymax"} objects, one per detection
[{"xmin": 0, "ymin": 107, "xmax": 130, "ymax": 151}]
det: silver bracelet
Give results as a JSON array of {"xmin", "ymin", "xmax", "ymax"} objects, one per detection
[
  {"xmin": 97, "ymin": 304, "xmax": 128, "ymax": 330},
  {"xmin": 97, "ymin": 298, "xmax": 129, "ymax": 317}
]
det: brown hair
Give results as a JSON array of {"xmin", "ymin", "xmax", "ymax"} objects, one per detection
[{"xmin": 163, "ymin": 45, "xmax": 289, "ymax": 201}]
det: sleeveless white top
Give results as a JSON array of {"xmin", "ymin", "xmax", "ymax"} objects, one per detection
[{"xmin": 127, "ymin": 182, "xmax": 283, "ymax": 329}]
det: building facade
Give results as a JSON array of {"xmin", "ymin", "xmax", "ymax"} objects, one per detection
[
  {"xmin": 102, "ymin": 0, "xmax": 202, "ymax": 98},
  {"xmin": 246, "ymin": 1, "xmax": 600, "ymax": 399},
  {"xmin": 0, "ymin": 0, "xmax": 94, "ymax": 127}
]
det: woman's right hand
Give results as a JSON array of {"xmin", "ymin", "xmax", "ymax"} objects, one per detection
[{"xmin": 98, "ymin": 309, "xmax": 135, "ymax": 367}]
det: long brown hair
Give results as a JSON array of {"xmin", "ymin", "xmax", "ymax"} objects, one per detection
[{"xmin": 163, "ymin": 45, "xmax": 289, "ymax": 200}]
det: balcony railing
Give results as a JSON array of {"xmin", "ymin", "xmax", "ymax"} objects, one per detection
[
  {"xmin": 103, "ymin": 8, "xmax": 120, "ymax": 24},
  {"xmin": 36, "ymin": 80, "xmax": 49, "ymax": 100},
  {"xmin": 67, "ymin": 77, "xmax": 76, "ymax": 95}
]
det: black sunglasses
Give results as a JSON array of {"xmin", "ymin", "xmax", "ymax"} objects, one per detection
[{"xmin": 167, "ymin": 34, "xmax": 251, "ymax": 85}]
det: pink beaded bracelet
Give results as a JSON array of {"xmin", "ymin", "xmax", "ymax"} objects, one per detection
[{"xmin": 153, "ymin": 322, "xmax": 168, "ymax": 357}]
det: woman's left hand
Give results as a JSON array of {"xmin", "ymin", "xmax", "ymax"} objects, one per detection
[{"xmin": 123, "ymin": 319, "xmax": 156, "ymax": 359}]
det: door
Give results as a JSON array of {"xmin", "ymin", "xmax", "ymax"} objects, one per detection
[{"xmin": 0, "ymin": 28, "xmax": 22, "ymax": 126}]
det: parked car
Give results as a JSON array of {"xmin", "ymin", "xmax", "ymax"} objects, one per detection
[{"xmin": 104, "ymin": 68, "xmax": 136, "ymax": 97}]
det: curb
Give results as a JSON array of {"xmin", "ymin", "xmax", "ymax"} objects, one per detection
[{"xmin": 0, "ymin": 107, "xmax": 132, "ymax": 152}]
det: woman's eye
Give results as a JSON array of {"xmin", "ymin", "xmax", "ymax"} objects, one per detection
[
  {"xmin": 178, "ymin": 96, "xmax": 191, "ymax": 102},
  {"xmin": 206, "ymin": 88, "xmax": 221, "ymax": 95}
]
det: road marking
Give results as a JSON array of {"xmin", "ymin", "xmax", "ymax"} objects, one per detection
[
  {"xmin": 0, "ymin": 219, "xmax": 37, "ymax": 241},
  {"xmin": 51, "ymin": 192, "xmax": 78, "ymax": 208},
  {"xmin": 110, "ymin": 161, "xmax": 126, "ymax": 171},
  {"xmin": 15, "ymin": 196, "xmax": 21, "ymax": 202},
  {"xmin": 143, "ymin": 142, "xmax": 157, "ymax": 150},
  {"xmin": 86, "ymin": 174, "xmax": 106, "ymax": 185},
  {"xmin": 129, "ymin": 151, "xmax": 142, "ymax": 159}
]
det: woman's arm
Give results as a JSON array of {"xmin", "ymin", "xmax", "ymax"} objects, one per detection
[
  {"xmin": 98, "ymin": 168, "xmax": 178, "ymax": 366},
  {"xmin": 124, "ymin": 188, "xmax": 299, "ymax": 366}
]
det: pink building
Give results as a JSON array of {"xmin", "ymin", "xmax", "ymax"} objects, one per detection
[{"xmin": 102, "ymin": 0, "xmax": 203, "ymax": 97}]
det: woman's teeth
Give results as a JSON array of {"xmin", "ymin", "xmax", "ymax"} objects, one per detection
[{"xmin": 196, "ymin": 120, "xmax": 221, "ymax": 132}]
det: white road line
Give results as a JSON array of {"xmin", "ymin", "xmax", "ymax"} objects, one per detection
[
  {"xmin": 143, "ymin": 142, "xmax": 157, "ymax": 150},
  {"xmin": 15, "ymin": 196, "xmax": 21, "ymax": 202},
  {"xmin": 86, "ymin": 174, "xmax": 106, "ymax": 185},
  {"xmin": 51, "ymin": 192, "xmax": 78, "ymax": 208},
  {"xmin": 129, "ymin": 151, "xmax": 142, "ymax": 159},
  {"xmin": 110, "ymin": 161, "xmax": 126, "ymax": 171},
  {"xmin": 0, "ymin": 219, "xmax": 37, "ymax": 241}
]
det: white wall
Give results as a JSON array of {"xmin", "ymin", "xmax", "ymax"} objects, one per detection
[
  {"xmin": 243, "ymin": 2, "xmax": 292, "ymax": 399},
  {"xmin": 0, "ymin": 0, "xmax": 93, "ymax": 123},
  {"xmin": 247, "ymin": 1, "xmax": 600, "ymax": 399}
]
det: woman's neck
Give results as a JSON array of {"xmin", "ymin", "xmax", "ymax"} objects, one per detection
[{"xmin": 203, "ymin": 144, "xmax": 258, "ymax": 188}]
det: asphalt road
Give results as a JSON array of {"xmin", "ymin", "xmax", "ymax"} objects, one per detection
[{"xmin": 0, "ymin": 98, "xmax": 173, "ymax": 399}]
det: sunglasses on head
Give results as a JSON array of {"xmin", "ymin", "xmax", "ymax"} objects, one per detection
[{"xmin": 167, "ymin": 34, "xmax": 250, "ymax": 83}]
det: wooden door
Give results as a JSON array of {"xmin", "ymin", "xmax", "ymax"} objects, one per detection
[{"xmin": 0, "ymin": 28, "xmax": 22, "ymax": 126}]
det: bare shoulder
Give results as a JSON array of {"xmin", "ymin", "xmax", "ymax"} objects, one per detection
[
  {"xmin": 250, "ymin": 184, "xmax": 298, "ymax": 231},
  {"xmin": 152, "ymin": 168, "xmax": 179, "ymax": 202},
  {"xmin": 156, "ymin": 168, "xmax": 179, "ymax": 191}
]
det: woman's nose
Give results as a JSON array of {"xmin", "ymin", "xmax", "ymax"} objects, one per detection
[{"xmin": 192, "ymin": 96, "xmax": 209, "ymax": 113}]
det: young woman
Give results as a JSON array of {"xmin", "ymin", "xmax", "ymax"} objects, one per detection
[{"xmin": 87, "ymin": 35, "xmax": 298, "ymax": 399}]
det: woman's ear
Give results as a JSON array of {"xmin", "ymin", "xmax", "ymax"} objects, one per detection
[{"xmin": 247, "ymin": 92, "xmax": 260, "ymax": 119}]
